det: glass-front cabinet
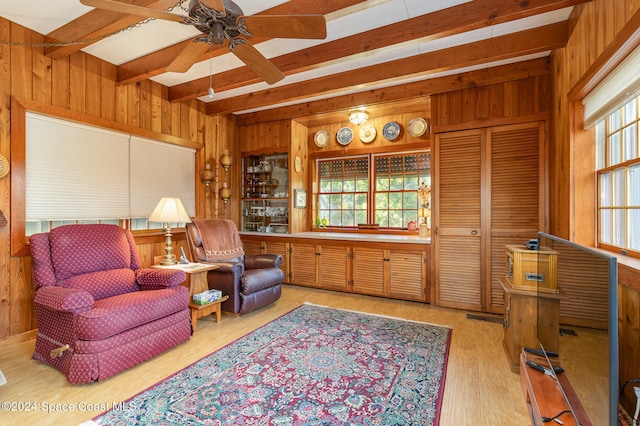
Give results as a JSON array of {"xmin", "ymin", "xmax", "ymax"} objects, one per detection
[{"xmin": 242, "ymin": 152, "xmax": 289, "ymax": 233}]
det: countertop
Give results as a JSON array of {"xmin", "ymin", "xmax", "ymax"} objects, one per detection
[{"xmin": 239, "ymin": 231, "xmax": 430, "ymax": 245}]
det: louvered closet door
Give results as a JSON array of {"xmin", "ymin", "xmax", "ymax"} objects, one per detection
[
  {"xmin": 434, "ymin": 129, "xmax": 484, "ymax": 311},
  {"xmin": 487, "ymin": 123, "xmax": 544, "ymax": 313}
]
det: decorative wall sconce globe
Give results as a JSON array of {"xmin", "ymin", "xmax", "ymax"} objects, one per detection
[
  {"xmin": 218, "ymin": 182, "xmax": 231, "ymax": 204},
  {"xmin": 220, "ymin": 149, "xmax": 232, "ymax": 175},
  {"xmin": 200, "ymin": 163, "xmax": 215, "ymax": 189}
]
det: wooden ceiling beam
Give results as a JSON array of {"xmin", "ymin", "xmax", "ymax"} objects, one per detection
[
  {"xmin": 167, "ymin": 0, "xmax": 586, "ymax": 101},
  {"xmin": 44, "ymin": 0, "xmax": 177, "ymax": 59},
  {"xmin": 236, "ymin": 57, "xmax": 552, "ymax": 126},
  {"xmin": 116, "ymin": 0, "xmax": 365, "ymax": 84},
  {"xmin": 204, "ymin": 22, "xmax": 567, "ymax": 115}
]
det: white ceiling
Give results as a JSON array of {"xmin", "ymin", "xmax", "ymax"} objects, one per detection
[{"xmin": 0, "ymin": 0, "xmax": 573, "ymax": 114}]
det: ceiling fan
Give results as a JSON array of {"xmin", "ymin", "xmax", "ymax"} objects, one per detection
[{"xmin": 80, "ymin": 0, "xmax": 327, "ymax": 84}]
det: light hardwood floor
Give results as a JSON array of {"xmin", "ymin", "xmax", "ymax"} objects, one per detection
[{"xmin": 0, "ymin": 285, "xmax": 605, "ymax": 425}]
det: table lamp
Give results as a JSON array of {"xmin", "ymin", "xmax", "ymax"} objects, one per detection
[{"xmin": 149, "ymin": 197, "xmax": 191, "ymax": 265}]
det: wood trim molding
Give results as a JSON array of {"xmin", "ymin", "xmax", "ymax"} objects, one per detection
[{"xmin": 568, "ymin": 8, "xmax": 640, "ymax": 101}]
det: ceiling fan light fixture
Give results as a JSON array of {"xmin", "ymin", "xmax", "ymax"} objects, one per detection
[
  {"xmin": 210, "ymin": 21, "xmax": 225, "ymax": 45},
  {"xmin": 349, "ymin": 110, "xmax": 368, "ymax": 125}
]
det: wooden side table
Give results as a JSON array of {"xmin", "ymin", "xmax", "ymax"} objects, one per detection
[{"xmin": 152, "ymin": 263, "xmax": 225, "ymax": 333}]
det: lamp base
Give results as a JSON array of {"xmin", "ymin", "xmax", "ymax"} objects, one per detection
[
  {"xmin": 159, "ymin": 227, "xmax": 177, "ymax": 265},
  {"xmin": 419, "ymin": 224, "xmax": 429, "ymax": 238}
]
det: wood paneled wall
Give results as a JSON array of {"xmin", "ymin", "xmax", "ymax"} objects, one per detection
[
  {"xmin": 549, "ymin": 0, "xmax": 640, "ymax": 414},
  {"xmin": 430, "ymin": 74, "xmax": 551, "ymax": 130},
  {"xmin": 0, "ymin": 19, "xmax": 219, "ymax": 340}
]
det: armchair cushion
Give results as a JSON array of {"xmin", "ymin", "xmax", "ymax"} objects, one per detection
[
  {"xmin": 77, "ymin": 286, "xmax": 188, "ymax": 341},
  {"xmin": 242, "ymin": 268, "xmax": 286, "ymax": 295},
  {"xmin": 49, "ymin": 225, "xmax": 138, "ymax": 280},
  {"xmin": 58, "ymin": 268, "xmax": 138, "ymax": 300},
  {"xmin": 34, "ymin": 286, "xmax": 94, "ymax": 314}
]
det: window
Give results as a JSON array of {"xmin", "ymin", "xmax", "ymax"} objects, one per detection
[
  {"xmin": 25, "ymin": 112, "xmax": 195, "ymax": 236},
  {"xmin": 316, "ymin": 151, "xmax": 430, "ymax": 230},
  {"xmin": 596, "ymin": 94, "xmax": 640, "ymax": 254}
]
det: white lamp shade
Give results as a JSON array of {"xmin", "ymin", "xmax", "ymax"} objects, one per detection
[{"xmin": 149, "ymin": 197, "xmax": 192, "ymax": 224}]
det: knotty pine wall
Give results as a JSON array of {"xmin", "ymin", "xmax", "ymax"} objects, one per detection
[
  {"xmin": 549, "ymin": 0, "xmax": 640, "ymax": 413},
  {"xmin": 0, "ymin": 19, "xmax": 225, "ymax": 340}
]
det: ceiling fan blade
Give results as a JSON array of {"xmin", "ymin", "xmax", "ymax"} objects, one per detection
[
  {"xmin": 229, "ymin": 39, "xmax": 284, "ymax": 85},
  {"xmin": 199, "ymin": 0, "xmax": 226, "ymax": 16},
  {"xmin": 166, "ymin": 40, "xmax": 211, "ymax": 73},
  {"xmin": 238, "ymin": 15, "xmax": 327, "ymax": 39},
  {"xmin": 80, "ymin": 0, "xmax": 185, "ymax": 23}
]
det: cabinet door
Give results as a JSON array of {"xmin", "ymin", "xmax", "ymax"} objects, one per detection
[
  {"xmin": 388, "ymin": 249, "xmax": 426, "ymax": 301},
  {"xmin": 264, "ymin": 241, "xmax": 289, "ymax": 283},
  {"xmin": 289, "ymin": 242, "xmax": 318, "ymax": 287},
  {"xmin": 242, "ymin": 239, "xmax": 263, "ymax": 256},
  {"xmin": 318, "ymin": 244, "xmax": 350, "ymax": 291},
  {"xmin": 434, "ymin": 129, "xmax": 484, "ymax": 311},
  {"xmin": 352, "ymin": 247, "xmax": 385, "ymax": 296}
]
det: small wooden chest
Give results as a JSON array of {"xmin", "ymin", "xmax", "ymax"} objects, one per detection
[{"xmin": 505, "ymin": 244, "xmax": 557, "ymax": 293}]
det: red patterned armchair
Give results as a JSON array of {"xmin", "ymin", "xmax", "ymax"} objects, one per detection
[{"xmin": 29, "ymin": 224, "xmax": 192, "ymax": 384}]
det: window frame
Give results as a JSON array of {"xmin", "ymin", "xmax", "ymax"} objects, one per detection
[
  {"xmin": 10, "ymin": 97, "xmax": 203, "ymax": 256},
  {"xmin": 596, "ymin": 95, "xmax": 640, "ymax": 258},
  {"xmin": 314, "ymin": 149, "xmax": 431, "ymax": 232}
]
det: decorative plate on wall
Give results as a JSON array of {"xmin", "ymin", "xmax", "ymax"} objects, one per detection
[
  {"xmin": 314, "ymin": 130, "xmax": 329, "ymax": 148},
  {"xmin": 359, "ymin": 124, "xmax": 376, "ymax": 143},
  {"xmin": 407, "ymin": 117, "xmax": 429, "ymax": 137},
  {"xmin": 382, "ymin": 121, "xmax": 401, "ymax": 141},
  {"xmin": 336, "ymin": 127, "xmax": 353, "ymax": 145}
]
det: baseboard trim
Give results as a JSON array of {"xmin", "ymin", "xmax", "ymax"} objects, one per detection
[{"xmin": 0, "ymin": 329, "xmax": 37, "ymax": 346}]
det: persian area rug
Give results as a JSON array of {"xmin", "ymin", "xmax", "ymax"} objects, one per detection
[{"xmin": 87, "ymin": 303, "xmax": 452, "ymax": 425}]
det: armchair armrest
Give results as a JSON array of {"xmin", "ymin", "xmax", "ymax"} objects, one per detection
[
  {"xmin": 245, "ymin": 254, "xmax": 282, "ymax": 270},
  {"xmin": 202, "ymin": 261, "xmax": 244, "ymax": 275},
  {"xmin": 34, "ymin": 286, "xmax": 94, "ymax": 314},
  {"xmin": 136, "ymin": 268, "xmax": 186, "ymax": 290}
]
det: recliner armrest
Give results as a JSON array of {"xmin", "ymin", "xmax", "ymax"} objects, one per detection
[
  {"xmin": 35, "ymin": 286, "xmax": 94, "ymax": 314},
  {"xmin": 245, "ymin": 254, "xmax": 282, "ymax": 270},
  {"xmin": 136, "ymin": 268, "xmax": 186, "ymax": 290},
  {"xmin": 202, "ymin": 261, "xmax": 244, "ymax": 275}
]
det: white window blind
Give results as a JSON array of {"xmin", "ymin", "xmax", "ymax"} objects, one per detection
[
  {"xmin": 130, "ymin": 136, "xmax": 195, "ymax": 218},
  {"xmin": 26, "ymin": 113, "xmax": 130, "ymax": 220},
  {"xmin": 26, "ymin": 112, "xmax": 195, "ymax": 222},
  {"xmin": 583, "ymin": 44, "xmax": 640, "ymax": 129}
]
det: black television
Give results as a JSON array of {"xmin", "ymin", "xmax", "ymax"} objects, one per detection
[{"xmin": 536, "ymin": 232, "xmax": 618, "ymax": 425}]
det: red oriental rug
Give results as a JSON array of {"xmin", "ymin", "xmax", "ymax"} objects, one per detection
[{"xmin": 87, "ymin": 303, "xmax": 451, "ymax": 425}]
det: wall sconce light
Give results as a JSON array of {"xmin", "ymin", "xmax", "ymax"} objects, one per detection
[
  {"xmin": 349, "ymin": 110, "xmax": 368, "ymax": 125},
  {"xmin": 218, "ymin": 182, "xmax": 231, "ymax": 207},
  {"xmin": 200, "ymin": 163, "xmax": 215, "ymax": 189},
  {"xmin": 219, "ymin": 149, "xmax": 232, "ymax": 177}
]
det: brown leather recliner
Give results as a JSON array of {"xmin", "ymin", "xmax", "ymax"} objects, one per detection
[{"xmin": 185, "ymin": 219, "xmax": 283, "ymax": 314}]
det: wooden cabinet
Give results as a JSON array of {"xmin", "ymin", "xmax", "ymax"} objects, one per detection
[
  {"xmin": 500, "ymin": 278, "xmax": 561, "ymax": 373},
  {"xmin": 241, "ymin": 152, "xmax": 289, "ymax": 233},
  {"xmin": 352, "ymin": 247, "xmax": 427, "ymax": 301},
  {"xmin": 242, "ymin": 235, "xmax": 429, "ymax": 302}
]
